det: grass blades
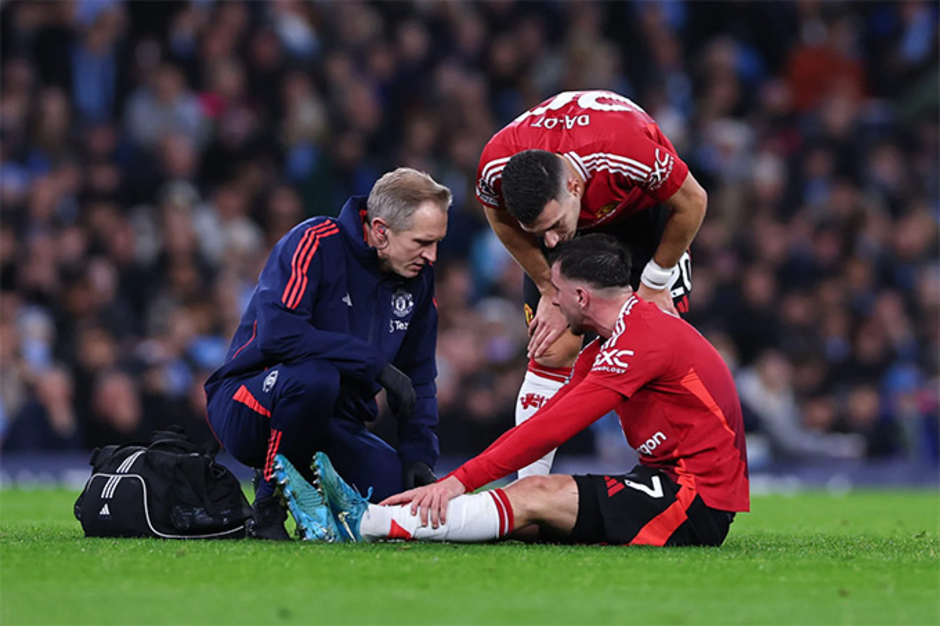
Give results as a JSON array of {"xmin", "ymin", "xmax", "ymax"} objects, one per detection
[{"xmin": 2, "ymin": 489, "xmax": 938, "ymax": 625}]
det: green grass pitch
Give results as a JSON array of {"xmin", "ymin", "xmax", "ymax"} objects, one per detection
[{"xmin": 1, "ymin": 488, "xmax": 938, "ymax": 625}]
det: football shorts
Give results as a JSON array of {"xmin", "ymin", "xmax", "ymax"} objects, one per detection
[{"xmin": 569, "ymin": 465, "xmax": 734, "ymax": 547}]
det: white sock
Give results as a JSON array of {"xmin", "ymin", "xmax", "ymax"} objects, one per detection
[
  {"xmin": 514, "ymin": 367, "xmax": 567, "ymax": 478},
  {"xmin": 358, "ymin": 489, "xmax": 514, "ymax": 543}
]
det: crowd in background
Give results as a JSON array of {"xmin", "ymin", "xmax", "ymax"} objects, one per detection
[{"xmin": 1, "ymin": 0, "xmax": 937, "ymax": 469}]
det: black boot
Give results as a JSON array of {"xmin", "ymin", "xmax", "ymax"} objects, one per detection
[{"xmin": 246, "ymin": 495, "xmax": 290, "ymax": 541}]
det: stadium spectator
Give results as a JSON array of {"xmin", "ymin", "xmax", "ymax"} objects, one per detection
[
  {"xmin": 85, "ymin": 369, "xmax": 151, "ymax": 449},
  {"xmin": 124, "ymin": 61, "xmax": 208, "ymax": 154},
  {"xmin": 204, "ymin": 168, "xmax": 450, "ymax": 540},
  {"xmin": 737, "ymin": 350, "xmax": 865, "ymax": 463},
  {"xmin": 2, "ymin": 364, "xmax": 82, "ymax": 452}
]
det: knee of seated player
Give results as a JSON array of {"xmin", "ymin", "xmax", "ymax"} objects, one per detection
[
  {"xmin": 505, "ymin": 475, "xmax": 578, "ymax": 527},
  {"xmin": 533, "ymin": 331, "xmax": 582, "ymax": 370}
]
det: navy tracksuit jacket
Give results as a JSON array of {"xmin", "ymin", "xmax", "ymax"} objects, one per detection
[{"xmin": 205, "ymin": 197, "xmax": 439, "ymax": 501}]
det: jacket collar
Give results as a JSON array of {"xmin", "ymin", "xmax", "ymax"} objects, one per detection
[
  {"xmin": 337, "ymin": 196, "xmax": 409, "ymax": 286},
  {"xmin": 338, "ymin": 196, "xmax": 379, "ymax": 264}
]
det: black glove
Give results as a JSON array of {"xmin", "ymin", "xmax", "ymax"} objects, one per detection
[
  {"xmin": 377, "ymin": 363, "xmax": 416, "ymax": 421},
  {"xmin": 403, "ymin": 461, "xmax": 437, "ymax": 489}
]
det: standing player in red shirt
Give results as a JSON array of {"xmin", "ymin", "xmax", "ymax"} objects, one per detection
[
  {"xmin": 475, "ymin": 90, "xmax": 709, "ymax": 478},
  {"xmin": 276, "ymin": 235, "xmax": 748, "ymax": 547}
]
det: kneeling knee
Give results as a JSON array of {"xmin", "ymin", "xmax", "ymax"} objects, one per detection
[
  {"xmin": 280, "ymin": 361, "xmax": 340, "ymax": 404},
  {"xmin": 304, "ymin": 370, "xmax": 340, "ymax": 398}
]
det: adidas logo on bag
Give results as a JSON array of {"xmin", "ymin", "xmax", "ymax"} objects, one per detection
[{"xmin": 99, "ymin": 504, "xmax": 111, "ymax": 517}]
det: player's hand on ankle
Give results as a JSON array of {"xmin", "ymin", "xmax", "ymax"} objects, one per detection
[{"xmin": 380, "ymin": 475, "xmax": 467, "ymax": 529}]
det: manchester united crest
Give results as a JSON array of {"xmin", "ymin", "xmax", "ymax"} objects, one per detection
[
  {"xmin": 391, "ymin": 288, "xmax": 414, "ymax": 318},
  {"xmin": 596, "ymin": 202, "xmax": 617, "ymax": 219}
]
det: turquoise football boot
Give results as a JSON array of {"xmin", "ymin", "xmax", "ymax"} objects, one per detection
[
  {"xmin": 272, "ymin": 454, "xmax": 339, "ymax": 542},
  {"xmin": 313, "ymin": 452, "xmax": 370, "ymax": 542}
]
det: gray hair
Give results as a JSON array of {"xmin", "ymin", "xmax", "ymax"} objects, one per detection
[{"xmin": 366, "ymin": 168, "xmax": 452, "ymax": 230}]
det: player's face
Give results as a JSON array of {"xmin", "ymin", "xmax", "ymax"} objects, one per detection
[
  {"xmin": 523, "ymin": 194, "xmax": 580, "ymax": 249},
  {"xmin": 377, "ymin": 201, "xmax": 448, "ymax": 279},
  {"xmin": 550, "ymin": 263, "xmax": 586, "ymax": 335}
]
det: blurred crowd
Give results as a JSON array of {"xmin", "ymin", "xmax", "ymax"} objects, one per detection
[{"xmin": 1, "ymin": 1, "xmax": 937, "ymax": 468}]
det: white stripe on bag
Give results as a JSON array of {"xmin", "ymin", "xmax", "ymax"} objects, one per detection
[
  {"xmin": 117, "ymin": 450, "xmax": 145, "ymax": 473},
  {"xmin": 100, "ymin": 450, "xmax": 147, "ymax": 499}
]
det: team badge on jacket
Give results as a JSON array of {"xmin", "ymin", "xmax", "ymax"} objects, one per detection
[
  {"xmin": 263, "ymin": 370, "xmax": 279, "ymax": 393},
  {"xmin": 391, "ymin": 289, "xmax": 414, "ymax": 318}
]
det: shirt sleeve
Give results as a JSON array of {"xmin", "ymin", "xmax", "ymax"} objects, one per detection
[
  {"xmin": 639, "ymin": 128, "xmax": 689, "ymax": 203},
  {"xmin": 475, "ymin": 141, "xmax": 509, "ymax": 209},
  {"xmin": 600, "ymin": 125, "xmax": 690, "ymax": 204},
  {"xmin": 449, "ymin": 379, "xmax": 624, "ymax": 492},
  {"xmin": 582, "ymin": 315, "xmax": 671, "ymax": 398}
]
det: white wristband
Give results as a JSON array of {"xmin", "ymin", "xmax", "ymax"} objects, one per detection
[{"xmin": 640, "ymin": 260, "xmax": 678, "ymax": 291}]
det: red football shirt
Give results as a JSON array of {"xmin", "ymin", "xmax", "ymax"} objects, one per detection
[
  {"xmin": 450, "ymin": 295, "xmax": 750, "ymax": 513},
  {"xmin": 476, "ymin": 90, "xmax": 690, "ymax": 230}
]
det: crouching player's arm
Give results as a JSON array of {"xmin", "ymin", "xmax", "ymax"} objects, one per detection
[{"xmin": 381, "ymin": 380, "xmax": 622, "ymax": 527}]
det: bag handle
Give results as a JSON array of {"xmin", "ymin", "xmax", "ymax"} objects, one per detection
[
  {"xmin": 148, "ymin": 438, "xmax": 199, "ymax": 455},
  {"xmin": 149, "ymin": 426, "xmax": 220, "ymax": 458}
]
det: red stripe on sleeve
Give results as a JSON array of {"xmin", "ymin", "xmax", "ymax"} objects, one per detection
[
  {"xmin": 286, "ymin": 226, "xmax": 338, "ymax": 308},
  {"xmin": 281, "ymin": 223, "xmax": 337, "ymax": 307},
  {"xmin": 285, "ymin": 235, "xmax": 321, "ymax": 308},
  {"xmin": 282, "ymin": 224, "xmax": 324, "ymax": 305}
]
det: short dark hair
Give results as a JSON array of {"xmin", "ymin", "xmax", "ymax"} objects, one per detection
[
  {"xmin": 501, "ymin": 150, "xmax": 564, "ymax": 225},
  {"xmin": 551, "ymin": 234, "xmax": 633, "ymax": 289}
]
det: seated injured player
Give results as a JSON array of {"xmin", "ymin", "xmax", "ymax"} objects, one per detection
[{"xmin": 274, "ymin": 234, "xmax": 749, "ymax": 547}]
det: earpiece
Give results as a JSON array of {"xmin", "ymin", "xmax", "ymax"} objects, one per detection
[{"xmin": 374, "ymin": 223, "xmax": 389, "ymax": 249}]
